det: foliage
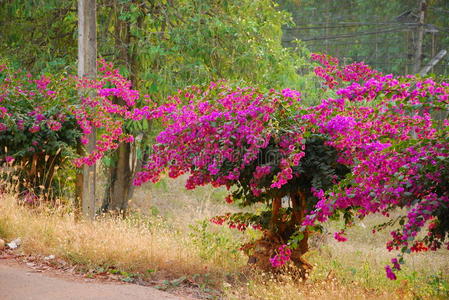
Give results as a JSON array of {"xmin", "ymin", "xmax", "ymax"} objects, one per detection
[
  {"xmin": 189, "ymin": 220, "xmax": 245, "ymax": 266},
  {"xmin": 97, "ymin": 0, "xmax": 315, "ymax": 96},
  {"xmin": 0, "ymin": 0, "xmax": 318, "ymax": 96},
  {"xmin": 0, "ymin": 0, "xmax": 77, "ymax": 73},
  {"xmin": 0, "ymin": 60, "xmax": 143, "ymax": 197},
  {"xmin": 0, "ymin": 64, "xmax": 79, "ymax": 161}
]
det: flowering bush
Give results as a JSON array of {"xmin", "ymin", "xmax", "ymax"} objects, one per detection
[
  {"xmin": 131, "ymin": 81, "xmax": 350, "ymax": 273},
  {"xmin": 301, "ymin": 55, "xmax": 449, "ymax": 279},
  {"xmin": 135, "ymin": 54, "xmax": 449, "ymax": 279},
  {"xmin": 0, "ymin": 66, "xmax": 80, "ymax": 159},
  {"xmin": 0, "ymin": 61, "xmax": 142, "ymax": 198},
  {"xmin": 0, "ymin": 64, "xmax": 81, "ymax": 198}
]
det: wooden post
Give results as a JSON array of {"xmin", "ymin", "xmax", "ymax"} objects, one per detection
[
  {"xmin": 412, "ymin": 0, "xmax": 427, "ymax": 74},
  {"xmin": 77, "ymin": 0, "xmax": 97, "ymax": 220},
  {"xmin": 419, "ymin": 50, "xmax": 447, "ymax": 76}
]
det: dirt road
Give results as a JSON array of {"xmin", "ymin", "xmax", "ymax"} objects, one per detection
[{"xmin": 0, "ymin": 260, "xmax": 185, "ymax": 300}]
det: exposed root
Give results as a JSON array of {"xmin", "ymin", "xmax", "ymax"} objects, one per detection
[{"xmin": 242, "ymin": 231, "xmax": 312, "ymax": 279}]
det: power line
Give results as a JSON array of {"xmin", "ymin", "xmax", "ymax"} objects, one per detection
[
  {"xmin": 428, "ymin": 7, "xmax": 449, "ymax": 14},
  {"xmin": 285, "ymin": 37, "xmax": 406, "ymax": 44},
  {"xmin": 284, "ymin": 22, "xmax": 419, "ymax": 31},
  {"xmin": 284, "ymin": 24, "xmax": 449, "ymax": 35},
  {"xmin": 282, "ymin": 27, "xmax": 407, "ymax": 42},
  {"xmin": 300, "ymin": 39, "xmax": 408, "ymax": 45}
]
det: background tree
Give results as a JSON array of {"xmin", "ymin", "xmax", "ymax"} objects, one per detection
[
  {"xmin": 0, "ymin": 0, "xmax": 77, "ymax": 73},
  {"xmin": 278, "ymin": 0, "xmax": 449, "ymax": 75}
]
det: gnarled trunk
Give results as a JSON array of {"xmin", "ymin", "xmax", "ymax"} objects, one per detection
[
  {"xmin": 243, "ymin": 191, "xmax": 312, "ymax": 278},
  {"xmin": 291, "ymin": 191, "xmax": 309, "ymax": 255}
]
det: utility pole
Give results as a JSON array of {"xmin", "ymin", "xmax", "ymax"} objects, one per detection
[
  {"xmin": 413, "ymin": 0, "xmax": 427, "ymax": 73},
  {"xmin": 77, "ymin": 0, "xmax": 97, "ymax": 220}
]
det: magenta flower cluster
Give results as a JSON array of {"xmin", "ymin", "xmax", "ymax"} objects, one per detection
[
  {"xmin": 302, "ymin": 55, "xmax": 449, "ymax": 279},
  {"xmin": 269, "ymin": 245, "xmax": 292, "ymax": 268},
  {"xmin": 133, "ymin": 84, "xmax": 305, "ymax": 196},
  {"xmin": 71, "ymin": 60, "xmax": 146, "ymax": 167}
]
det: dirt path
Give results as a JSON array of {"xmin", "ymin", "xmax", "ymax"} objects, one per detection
[{"xmin": 0, "ymin": 259, "xmax": 185, "ymax": 300}]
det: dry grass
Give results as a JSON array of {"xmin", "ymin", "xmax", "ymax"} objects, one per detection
[
  {"xmin": 226, "ymin": 272, "xmax": 400, "ymax": 300},
  {"xmin": 225, "ymin": 247, "xmax": 449, "ymax": 299},
  {"xmin": 130, "ymin": 176, "xmax": 239, "ymax": 222},
  {"xmin": 1, "ymin": 175, "xmax": 449, "ymax": 299},
  {"xmin": 226, "ymin": 213, "xmax": 449, "ymax": 300},
  {"xmin": 0, "ymin": 193, "xmax": 246, "ymax": 281}
]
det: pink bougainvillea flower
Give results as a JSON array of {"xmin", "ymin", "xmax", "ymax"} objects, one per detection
[
  {"xmin": 385, "ymin": 265, "xmax": 397, "ymax": 280},
  {"xmin": 5, "ymin": 156, "xmax": 14, "ymax": 164},
  {"xmin": 29, "ymin": 125, "xmax": 40, "ymax": 133},
  {"xmin": 47, "ymin": 120, "xmax": 62, "ymax": 131}
]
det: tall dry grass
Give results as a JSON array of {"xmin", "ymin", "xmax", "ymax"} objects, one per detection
[{"xmin": 0, "ymin": 193, "xmax": 246, "ymax": 280}]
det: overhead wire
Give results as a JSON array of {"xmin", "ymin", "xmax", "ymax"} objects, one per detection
[
  {"xmin": 283, "ymin": 22, "xmax": 419, "ymax": 31},
  {"xmin": 282, "ymin": 26, "xmax": 408, "ymax": 42}
]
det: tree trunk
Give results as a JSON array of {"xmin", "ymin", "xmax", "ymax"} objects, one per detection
[
  {"xmin": 243, "ymin": 192, "xmax": 312, "ymax": 277},
  {"xmin": 271, "ymin": 196, "xmax": 282, "ymax": 229},
  {"xmin": 412, "ymin": 0, "xmax": 427, "ymax": 73},
  {"xmin": 291, "ymin": 190, "xmax": 309, "ymax": 254},
  {"xmin": 102, "ymin": 142, "xmax": 131, "ymax": 215},
  {"xmin": 101, "ymin": 1, "xmax": 141, "ymax": 215}
]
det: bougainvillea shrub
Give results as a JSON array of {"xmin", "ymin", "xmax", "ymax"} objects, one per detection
[
  {"xmin": 304, "ymin": 54, "xmax": 449, "ymax": 279},
  {"xmin": 0, "ymin": 65, "xmax": 80, "ymax": 199},
  {"xmin": 135, "ymin": 55, "xmax": 449, "ymax": 279},
  {"xmin": 0, "ymin": 66, "xmax": 79, "ymax": 159},
  {"xmin": 0, "ymin": 61, "xmax": 141, "ymax": 199},
  {"xmin": 132, "ymin": 82, "xmax": 351, "ymax": 272}
]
